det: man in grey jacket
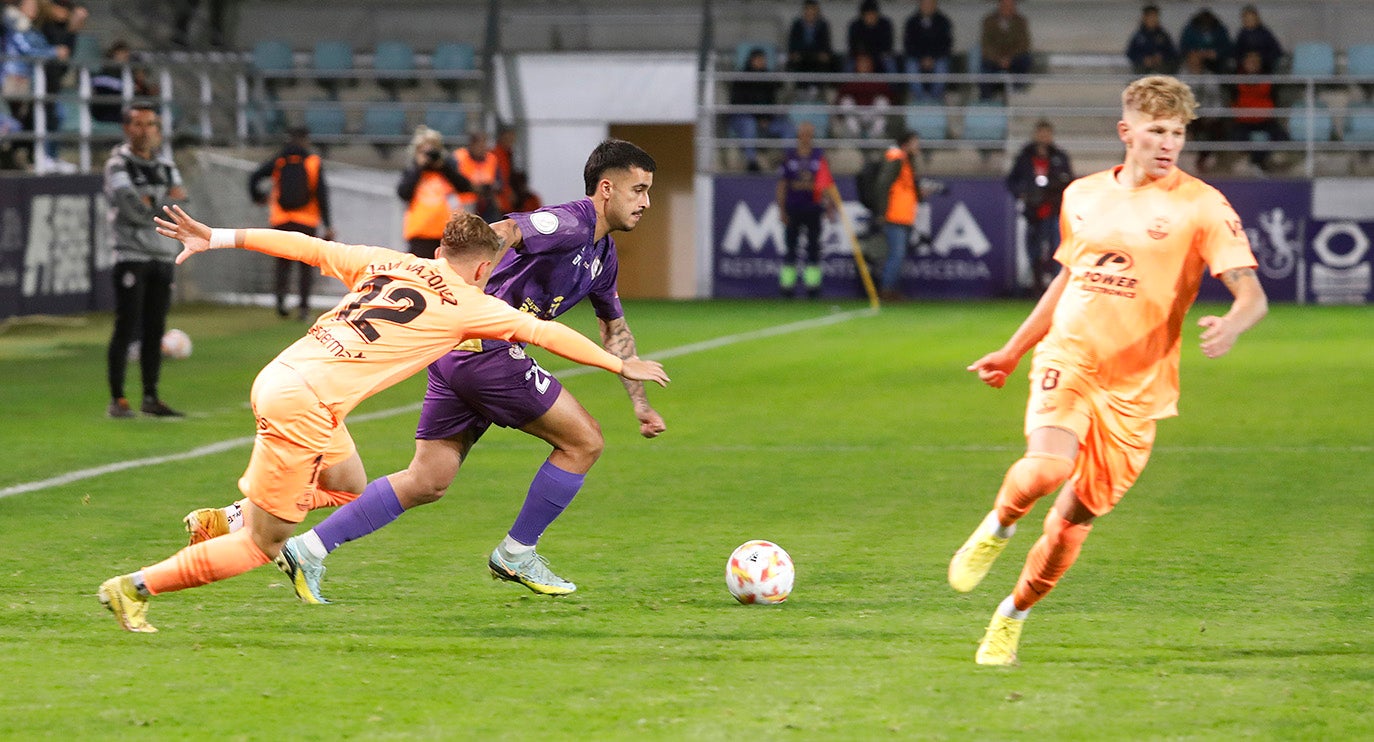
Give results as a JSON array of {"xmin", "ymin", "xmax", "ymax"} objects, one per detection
[{"xmin": 104, "ymin": 102, "xmax": 188, "ymax": 418}]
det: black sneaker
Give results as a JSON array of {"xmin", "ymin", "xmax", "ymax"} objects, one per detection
[
  {"xmin": 141, "ymin": 397, "xmax": 185, "ymax": 418},
  {"xmin": 107, "ymin": 398, "xmax": 135, "ymax": 418}
]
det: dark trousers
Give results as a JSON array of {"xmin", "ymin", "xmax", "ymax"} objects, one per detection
[
  {"xmin": 784, "ymin": 208, "xmax": 823, "ymax": 265},
  {"xmin": 408, "ymin": 237, "xmax": 441, "ymax": 259},
  {"xmin": 107, "ymin": 259, "xmax": 175, "ymax": 401},
  {"xmin": 272, "ymin": 222, "xmax": 318, "ymax": 316}
]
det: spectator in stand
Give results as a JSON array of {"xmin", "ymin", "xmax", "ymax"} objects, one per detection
[
  {"xmin": 847, "ymin": 0, "xmax": 896, "ymax": 73},
  {"xmin": 728, "ymin": 47, "xmax": 791, "ymax": 173},
  {"xmin": 91, "ymin": 41, "xmax": 157, "ymax": 124},
  {"xmin": 455, "ymin": 129, "xmax": 503, "ymax": 221},
  {"xmin": 1006, "ymin": 120, "xmax": 1073, "ymax": 294},
  {"xmin": 172, "ymin": 0, "xmax": 229, "ymax": 49},
  {"xmin": 902, "ymin": 0, "xmax": 954, "ymax": 103},
  {"xmin": 1178, "ymin": 7, "xmax": 1232, "ymax": 73},
  {"xmin": 3, "ymin": 0, "xmax": 58, "ymax": 167},
  {"xmin": 38, "ymin": 0, "xmax": 89, "ymax": 157},
  {"xmin": 979, "ymin": 0, "xmax": 1033, "ymax": 101},
  {"xmin": 1232, "ymin": 4, "xmax": 1282, "ymax": 74},
  {"xmin": 1126, "ymin": 4, "xmax": 1178, "ymax": 75},
  {"xmin": 1183, "ymin": 49, "xmax": 1228, "ymax": 172},
  {"xmin": 508, "ymin": 170, "xmax": 541, "ymax": 213},
  {"xmin": 786, "ymin": 0, "xmax": 837, "ymax": 88},
  {"xmin": 1231, "ymin": 49, "xmax": 1288, "ymax": 173},
  {"xmin": 398, "ymin": 125, "xmax": 472, "ymax": 258},
  {"xmin": 836, "ymin": 52, "xmax": 893, "ymax": 140}
]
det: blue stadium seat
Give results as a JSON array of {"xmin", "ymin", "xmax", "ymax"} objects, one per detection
[
  {"xmin": 246, "ymin": 100, "xmax": 286, "ymax": 140},
  {"xmin": 432, "ymin": 42, "xmax": 476, "ymax": 98},
  {"xmin": 303, "ymin": 101, "xmax": 347, "ymax": 141},
  {"xmin": 423, "ymin": 104, "xmax": 468, "ymax": 138},
  {"xmin": 1343, "ymin": 103, "xmax": 1374, "ymax": 142},
  {"xmin": 903, "ymin": 105, "xmax": 948, "ymax": 141},
  {"xmin": 373, "ymin": 40, "xmax": 417, "ymax": 98},
  {"xmin": 786, "ymin": 107, "xmax": 829, "ymax": 137},
  {"xmin": 962, "ymin": 102, "xmax": 1008, "ymax": 143},
  {"xmin": 312, "ymin": 41, "xmax": 355, "ymax": 98},
  {"xmin": 1287, "ymin": 102, "xmax": 1333, "ymax": 141},
  {"xmin": 1289, "ymin": 42, "xmax": 1335, "ymax": 77},
  {"xmin": 71, "ymin": 33, "xmax": 103, "ymax": 70},
  {"xmin": 362, "ymin": 104, "xmax": 407, "ymax": 138},
  {"xmin": 1345, "ymin": 44, "xmax": 1374, "ymax": 75},
  {"xmin": 252, "ymin": 40, "xmax": 294, "ymax": 75},
  {"xmin": 733, "ymin": 42, "xmax": 778, "ymax": 71}
]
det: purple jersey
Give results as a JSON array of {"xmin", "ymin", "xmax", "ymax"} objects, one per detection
[{"xmin": 488, "ymin": 198, "xmax": 623, "ymax": 322}]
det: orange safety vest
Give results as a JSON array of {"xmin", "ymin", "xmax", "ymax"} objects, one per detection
[
  {"xmin": 454, "ymin": 147, "xmax": 499, "ymax": 206},
  {"xmin": 269, "ymin": 153, "xmax": 324, "ymax": 228},
  {"xmin": 884, "ymin": 147, "xmax": 918, "ymax": 226},
  {"xmin": 403, "ymin": 169, "xmax": 461, "ymax": 240}
]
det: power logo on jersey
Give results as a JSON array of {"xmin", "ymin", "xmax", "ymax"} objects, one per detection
[{"xmin": 1079, "ymin": 250, "xmax": 1140, "ymax": 298}]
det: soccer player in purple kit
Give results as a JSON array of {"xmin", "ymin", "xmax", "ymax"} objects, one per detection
[{"xmin": 183, "ymin": 139, "xmax": 663, "ymax": 601}]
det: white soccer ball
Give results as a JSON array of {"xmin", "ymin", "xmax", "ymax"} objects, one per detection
[
  {"xmin": 161, "ymin": 329, "xmax": 193, "ymax": 359},
  {"xmin": 725, "ymin": 540, "xmax": 795, "ymax": 605}
]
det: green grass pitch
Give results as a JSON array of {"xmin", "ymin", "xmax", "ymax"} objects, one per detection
[{"xmin": 1, "ymin": 299, "xmax": 1370, "ymax": 739}]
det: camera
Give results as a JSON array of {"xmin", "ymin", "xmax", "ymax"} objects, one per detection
[{"xmin": 421, "ymin": 147, "xmax": 443, "ymax": 166}]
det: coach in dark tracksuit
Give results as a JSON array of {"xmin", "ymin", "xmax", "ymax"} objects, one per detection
[{"xmin": 104, "ymin": 102, "xmax": 188, "ymax": 418}]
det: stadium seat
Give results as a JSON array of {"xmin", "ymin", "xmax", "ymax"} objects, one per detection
[
  {"xmin": 246, "ymin": 100, "xmax": 286, "ymax": 140},
  {"xmin": 1287, "ymin": 102, "xmax": 1333, "ymax": 141},
  {"xmin": 903, "ymin": 105, "xmax": 948, "ymax": 141},
  {"xmin": 423, "ymin": 104, "xmax": 468, "ymax": 138},
  {"xmin": 733, "ymin": 42, "xmax": 778, "ymax": 71},
  {"xmin": 1343, "ymin": 103, "xmax": 1374, "ymax": 142},
  {"xmin": 431, "ymin": 42, "xmax": 476, "ymax": 99},
  {"xmin": 363, "ymin": 104, "xmax": 409, "ymax": 157},
  {"xmin": 312, "ymin": 41, "xmax": 356, "ymax": 98},
  {"xmin": 1345, "ymin": 44, "xmax": 1374, "ymax": 75},
  {"xmin": 962, "ymin": 102, "xmax": 1008, "ymax": 143},
  {"xmin": 373, "ymin": 41, "xmax": 417, "ymax": 99},
  {"xmin": 252, "ymin": 39, "xmax": 296, "ymax": 95},
  {"xmin": 788, "ymin": 107, "xmax": 830, "ymax": 137},
  {"xmin": 303, "ymin": 100, "xmax": 347, "ymax": 143},
  {"xmin": 71, "ymin": 33, "xmax": 103, "ymax": 70},
  {"xmin": 1289, "ymin": 42, "xmax": 1336, "ymax": 77}
]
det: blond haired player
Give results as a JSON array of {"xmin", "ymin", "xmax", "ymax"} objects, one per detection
[
  {"xmin": 949, "ymin": 75, "xmax": 1268, "ymax": 665},
  {"xmin": 96, "ymin": 206, "xmax": 668, "ymax": 633}
]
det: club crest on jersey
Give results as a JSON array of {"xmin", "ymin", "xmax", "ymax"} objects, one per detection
[
  {"xmin": 530, "ymin": 212, "xmax": 559, "ymax": 235},
  {"xmin": 508, "ymin": 346, "xmax": 527, "ymax": 360},
  {"xmin": 1147, "ymin": 216, "xmax": 1171, "ymax": 240}
]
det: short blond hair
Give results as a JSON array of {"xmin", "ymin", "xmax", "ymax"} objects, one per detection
[
  {"xmin": 439, "ymin": 211, "xmax": 501, "ymax": 261},
  {"xmin": 1122, "ymin": 75, "xmax": 1198, "ymax": 123},
  {"xmin": 408, "ymin": 125, "xmax": 444, "ymax": 159}
]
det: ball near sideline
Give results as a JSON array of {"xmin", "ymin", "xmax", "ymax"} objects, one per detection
[
  {"xmin": 725, "ymin": 540, "xmax": 794, "ymax": 605},
  {"xmin": 161, "ymin": 329, "xmax": 193, "ymax": 359}
]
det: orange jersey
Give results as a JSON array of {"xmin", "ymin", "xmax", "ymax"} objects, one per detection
[
  {"xmin": 1040, "ymin": 166, "xmax": 1257, "ymax": 419},
  {"xmin": 238, "ymin": 230, "xmax": 623, "ymax": 416}
]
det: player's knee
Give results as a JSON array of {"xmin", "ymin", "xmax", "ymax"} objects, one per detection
[
  {"xmin": 561, "ymin": 419, "xmax": 604, "ymax": 465},
  {"xmin": 1019, "ymin": 452, "xmax": 1074, "ymax": 496},
  {"xmin": 1042, "ymin": 509, "xmax": 1092, "ymax": 547}
]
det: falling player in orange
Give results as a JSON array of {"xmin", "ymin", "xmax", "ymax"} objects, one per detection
[
  {"xmin": 948, "ymin": 75, "xmax": 1268, "ymax": 665},
  {"xmin": 96, "ymin": 205, "xmax": 668, "ymax": 633}
]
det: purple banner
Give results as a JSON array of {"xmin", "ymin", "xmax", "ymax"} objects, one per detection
[
  {"xmin": 1198, "ymin": 179, "xmax": 1307, "ymax": 303},
  {"xmin": 712, "ymin": 174, "xmax": 1013, "ymax": 299},
  {"xmin": 0, "ymin": 174, "xmax": 109, "ymax": 319}
]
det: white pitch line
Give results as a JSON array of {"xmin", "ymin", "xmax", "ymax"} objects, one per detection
[{"xmin": 0, "ymin": 308, "xmax": 877, "ymax": 500}]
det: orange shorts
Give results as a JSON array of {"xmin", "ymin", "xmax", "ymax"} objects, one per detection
[
  {"xmin": 238, "ymin": 360, "xmax": 356, "ymax": 523},
  {"xmin": 1024, "ymin": 359, "xmax": 1156, "ymax": 516}
]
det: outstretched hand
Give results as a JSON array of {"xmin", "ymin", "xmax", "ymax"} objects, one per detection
[
  {"xmin": 153, "ymin": 205, "xmax": 213, "ymax": 265},
  {"xmin": 1197, "ymin": 315, "xmax": 1241, "ymax": 358},
  {"xmin": 620, "ymin": 357, "xmax": 670, "ymax": 388},
  {"xmin": 966, "ymin": 348, "xmax": 1020, "ymax": 389}
]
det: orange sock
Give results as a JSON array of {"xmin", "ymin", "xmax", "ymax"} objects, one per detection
[
  {"xmin": 312, "ymin": 488, "xmax": 362, "ymax": 508},
  {"xmin": 141, "ymin": 529, "xmax": 272, "ymax": 595},
  {"xmin": 994, "ymin": 452, "xmax": 1075, "ymax": 526},
  {"xmin": 1011, "ymin": 510, "xmax": 1093, "ymax": 610}
]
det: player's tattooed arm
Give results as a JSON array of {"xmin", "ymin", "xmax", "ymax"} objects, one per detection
[
  {"xmin": 1218, "ymin": 266, "xmax": 1257, "ymax": 289},
  {"xmin": 1198, "ymin": 266, "xmax": 1267, "ymax": 359},
  {"xmin": 489, "ymin": 219, "xmax": 523, "ymax": 253},
  {"xmin": 600, "ymin": 316, "xmax": 666, "ymax": 438}
]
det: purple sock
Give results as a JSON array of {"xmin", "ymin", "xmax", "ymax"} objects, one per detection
[
  {"xmin": 507, "ymin": 460, "xmax": 584, "ymax": 546},
  {"xmin": 313, "ymin": 476, "xmax": 405, "ymax": 553}
]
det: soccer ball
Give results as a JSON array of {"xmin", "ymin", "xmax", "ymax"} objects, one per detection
[
  {"xmin": 161, "ymin": 329, "xmax": 193, "ymax": 359},
  {"xmin": 725, "ymin": 540, "xmax": 794, "ymax": 605}
]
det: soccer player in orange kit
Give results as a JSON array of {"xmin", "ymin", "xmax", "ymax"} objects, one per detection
[
  {"xmin": 96, "ymin": 205, "xmax": 668, "ymax": 633},
  {"xmin": 948, "ymin": 75, "xmax": 1269, "ymax": 665}
]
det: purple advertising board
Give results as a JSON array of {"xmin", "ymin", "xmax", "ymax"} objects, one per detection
[
  {"xmin": 0, "ymin": 174, "xmax": 110, "ymax": 319},
  {"xmin": 712, "ymin": 174, "xmax": 1308, "ymax": 303},
  {"xmin": 711, "ymin": 174, "xmax": 1013, "ymax": 299}
]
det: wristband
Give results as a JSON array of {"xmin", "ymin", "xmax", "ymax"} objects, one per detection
[{"xmin": 209, "ymin": 228, "xmax": 236, "ymax": 249}]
